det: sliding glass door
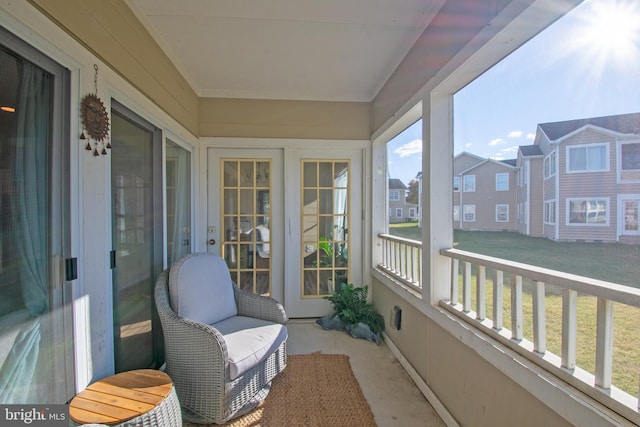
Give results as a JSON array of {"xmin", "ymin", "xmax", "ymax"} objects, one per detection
[
  {"xmin": 111, "ymin": 102, "xmax": 162, "ymax": 373},
  {"xmin": 0, "ymin": 30, "xmax": 73, "ymax": 403}
]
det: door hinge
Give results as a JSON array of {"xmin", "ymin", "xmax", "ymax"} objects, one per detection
[
  {"xmin": 65, "ymin": 257, "xmax": 77, "ymax": 281},
  {"xmin": 110, "ymin": 250, "xmax": 116, "ymax": 269}
]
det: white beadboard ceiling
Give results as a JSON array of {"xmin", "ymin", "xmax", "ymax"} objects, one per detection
[{"xmin": 126, "ymin": 0, "xmax": 445, "ymax": 102}]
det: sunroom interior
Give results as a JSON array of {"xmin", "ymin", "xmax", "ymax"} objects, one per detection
[{"xmin": 0, "ymin": 0, "xmax": 637, "ymax": 425}]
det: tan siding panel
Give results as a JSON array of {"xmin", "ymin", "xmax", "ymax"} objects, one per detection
[
  {"xmin": 28, "ymin": 0, "xmax": 199, "ymax": 135},
  {"xmin": 199, "ymin": 98, "xmax": 370, "ymax": 139}
]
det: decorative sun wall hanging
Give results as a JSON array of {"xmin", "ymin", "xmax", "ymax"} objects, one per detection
[{"xmin": 81, "ymin": 64, "xmax": 111, "ymax": 156}]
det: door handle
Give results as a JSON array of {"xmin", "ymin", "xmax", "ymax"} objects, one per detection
[{"xmin": 208, "ymin": 239, "xmax": 216, "ymax": 246}]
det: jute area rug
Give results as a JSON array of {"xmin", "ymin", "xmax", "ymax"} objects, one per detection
[{"xmin": 213, "ymin": 353, "xmax": 377, "ymax": 426}]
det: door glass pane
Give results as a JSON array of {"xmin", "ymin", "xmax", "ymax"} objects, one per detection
[
  {"xmin": 111, "ymin": 107, "xmax": 159, "ymax": 372},
  {"xmin": 624, "ymin": 200, "xmax": 639, "ymax": 232},
  {"xmin": 221, "ymin": 159, "xmax": 272, "ymax": 295},
  {"xmin": 0, "ymin": 44, "xmax": 70, "ymax": 403},
  {"xmin": 166, "ymin": 140, "xmax": 191, "ymax": 264},
  {"xmin": 301, "ymin": 160, "xmax": 350, "ymax": 298}
]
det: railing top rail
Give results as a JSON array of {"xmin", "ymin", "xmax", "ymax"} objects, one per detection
[
  {"xmin": 440, "ymin": 247, "xmax": 640, "ymax": 307},
  {"xmin": 378, "ymin": 233, "xmax": 422, "ymax": 248}
]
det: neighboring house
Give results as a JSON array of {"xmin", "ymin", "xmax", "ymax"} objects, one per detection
[
  {"xmin": 516, "ymin": 145, "xmax": 544, "ymax": 237},
  {"xmin": 518, "ymin": 112, "xmax": 640, "ymax": 243},
  {"xmin": 388, "ymin": 178, "xmax": 417, "ymax": 223},
  {"xmin": 453, "ymin": 152, "xmax": 517, "ymax": 231}
]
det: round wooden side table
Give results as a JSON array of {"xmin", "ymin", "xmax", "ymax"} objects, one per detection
[{"xmin": 69, "ymin": 369, "xmax": 181, "ymax": 426}]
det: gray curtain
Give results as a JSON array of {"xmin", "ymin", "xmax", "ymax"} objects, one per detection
[
  {"xmin": 0, "ymin": 61, "xmax": 50, "ymax": 403},
  {"xmin": 168, "ymin": 143, "xmax": 190, "ymax": 263}
]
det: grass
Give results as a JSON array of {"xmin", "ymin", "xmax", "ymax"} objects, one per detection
[
  {"xmin": 388, "ymin": 225, "xmax": 640, "ymax": 395},
  {"xmin": 389, "ymin": 225, "xmax": 640, "ymax": 287}
]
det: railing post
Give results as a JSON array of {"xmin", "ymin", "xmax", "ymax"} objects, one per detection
[
  {"xmin": 561, "ymin": 289, "xmax": 577, "ymax": 369},
  {"xmin": 477, "ymin": 265, "xmax": 486, "ymax": 321},
  {"xmin": 403, "ymin": 244, "xmax": 408, "ymax": 281},
  {"xmin": 463, "ymin": 261, "xmax": 472, "ymax": 313},
  {"xmin": 595, "ymin": 297, "xmax": 614, "ymax": 389},
  {"xmin": 493, "ymin": 270, "xmax": 503, "ymax": 330},
  {"xmin": 532, "ymin": 281, "xmax": 546, "ymax": 354},
  {"xmin": 415, "ymin": 247, "xmax": 421, "ymax": 286},
  {"xmin": 511, "ymin": 275, "xmax": 523, "ymax": 341},
  {"xmin": 451, "ymin": 258, "xmax": 459, "ymax": 305}
]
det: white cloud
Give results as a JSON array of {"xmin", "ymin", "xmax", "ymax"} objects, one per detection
[
  {"xmin": 500, "ymin": 146, "xmax": 519, "ymax": 154},
  {"xmin": 394, "ymin": 139, "xmax": 422, "ymax": 158},
  {"xmin": 508, "ymin": 130, "xmax": 523, "ymax": 138},
  {"xmin": 489, "ymin": 138, "xmax": 504, "ymax": 146},
  {"xmin": 526, "ymin": 133, "xmax": 535, "ymax": 140}
]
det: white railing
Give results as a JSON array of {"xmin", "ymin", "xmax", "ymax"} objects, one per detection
[
  {"xmin": 378, "ymin": 233, "xmax": 422, "ymax": 292},
  {"xmin": 440, "ymin": 247, "xmax": 640, "ymax": 423}
]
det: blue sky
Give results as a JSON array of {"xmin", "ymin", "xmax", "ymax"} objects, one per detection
[{"xmin": 387, "ymin": 0, "xmax": 640, "ymax": 186}]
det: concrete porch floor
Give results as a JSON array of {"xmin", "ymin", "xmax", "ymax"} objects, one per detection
[{"xmin": 287, "ymin": 320, "xmax": 446, "ymax": 426}]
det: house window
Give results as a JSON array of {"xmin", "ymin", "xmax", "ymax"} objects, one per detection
[
  {"xmin": 463, "ymin": 205, "xmax": 475, "ymax": 222},
  {"xmin": 544, "ymin": 200, "xmax": 556, "ymax": 224},
  {"xmin": 453, "ymin": 205, "xmax": 460, "ymax": 221},
  {"xmin": 396, "ymin": 208, "xmax": 403, "ymax": 218},
  {"xmin": 495, "ymin": 173, "xmax": 509, "ymax": 191},
  {"xmin": 621, "ymin": 142, "xmax": 640, "ymax": 170},
  {"xmin": 544, "ymin": 151, "xmax": 556, "ymax": 179},
  {"xmin": 389, "ymin": 190, "xmax": 400, "ymax": 201},
  {"xmin": 567, "ymin": 198, "xmax": 608, "ymax": 226},
  {"xmin": 567, "ymin": 143, "xmax": 608, "ymax": 172},
  {"xmin": 408, "ymin": 207, "xmax": 416, "ymax": 218},
  {"xmin": 496, "ymin": 204, "xmax": 509, "ymax": 222},
  {"xmin": 463, "ymin": 175, "xmax": 476, "ymax": 192},
  {"xmin": 453, "ymin": 176, "xmax": 460, "ymax": 192}
]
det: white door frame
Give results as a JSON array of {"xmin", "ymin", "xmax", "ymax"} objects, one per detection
[
  {"xmin": 618, "ymin": 194, "xmax": 640, "ymax": 238},
  {"xmin": 284, "ymin": 148, "xmax": 364, "ymax": 318},
  {"xmin": 207, "ymin": 148, "xmax": 285, "ymax": 303}
]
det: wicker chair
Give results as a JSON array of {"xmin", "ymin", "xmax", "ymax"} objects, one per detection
[{"xmin": 155, "ymin": 253, "xmax": 288, "ymax": 424}]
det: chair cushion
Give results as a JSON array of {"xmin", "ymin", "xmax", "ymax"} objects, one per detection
[
  {"xmin": 168, "ymin": 253, "xmax": 237, "ymax": 325},
  {"xmin": 212, "ymin": 316, "xmax": 288, "ymax": 380}
]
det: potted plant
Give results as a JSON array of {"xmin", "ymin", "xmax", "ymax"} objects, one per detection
[{"xmin": 316, "ymin": 283, "xmax": 385, "ymax": 344}]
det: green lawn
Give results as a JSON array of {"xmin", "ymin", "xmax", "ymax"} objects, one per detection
[
  {"xmin": 389, "ymin": 225, "xmax": 640, "ymax": 287},
  {"xmin": 387, "ymin": 225, "xmax": 640, "ymax": 395}
]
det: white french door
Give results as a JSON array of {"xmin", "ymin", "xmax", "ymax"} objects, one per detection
[
  {"xmin": 207, "ymin": 149, "xmax": 285, "ymax": 302},
  {"xmin": 206, "ymin": 147, "xmax": 362, "ymax": 318},
  {"xmin": 619, "ymin": 195, "xmax": 640, "ymax": 236},
  {"xmin": 285, "ymin": 149, "xmax": 363, "ymax": 318}
]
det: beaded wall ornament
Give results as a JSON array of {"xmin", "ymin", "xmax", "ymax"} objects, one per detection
[{"xmin": 81, "ymin": 64, "xmax": 111, "ymax": 156}]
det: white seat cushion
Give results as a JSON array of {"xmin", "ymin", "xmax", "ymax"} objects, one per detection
[
  {"xmin": 168, "ymin": 253, "xmax": 237, "ymax": 325},
  {"xmin": 212, "ymin": 316, "xmax": 287, "ymax": 380}
]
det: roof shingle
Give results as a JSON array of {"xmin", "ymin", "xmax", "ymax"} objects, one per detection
[{"xmin": 539, "ymin": 112, "xmax": 640, "ymax": 141}]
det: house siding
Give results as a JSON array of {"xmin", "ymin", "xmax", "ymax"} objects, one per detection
[
  {"xmin": 28, "ymin": 0, "xmax": 200, "ymax": 136},
  {"xmin": 557, "ymin": 130, "xmax": 618, "ymax": 241},
  {"xmin": 454, "ymin": 153, "xmax": 484, "ymax": 174},
  {"xmin": 516, "ymin": 155, "xmax": 528, "ymax": 235},
  {"xmin": 456, "ymin": 160, "xmax": 516, "ymax": 231},
  {"xmin": 528, "ymin": 157, "xmax": 544, "ymax": 237}
]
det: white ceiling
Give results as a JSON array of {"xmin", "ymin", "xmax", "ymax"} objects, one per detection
[{"xmin": 126, "ymin": 0, "xmax": 445, "ymax": 102}]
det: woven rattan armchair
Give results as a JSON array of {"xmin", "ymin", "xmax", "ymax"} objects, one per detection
[{"xmin": 155, "ymin": 253, "xmax": 287, "ymax": 424}]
